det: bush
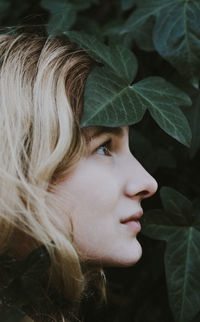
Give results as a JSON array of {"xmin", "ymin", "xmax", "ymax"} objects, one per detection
[{"xmin": 0, "ymin": 1, "xmax": 200, "ymax": 321}]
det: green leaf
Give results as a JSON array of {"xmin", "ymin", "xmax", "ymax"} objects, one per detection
[
  {"xmin": 142, "ymin": 187, "xmax": 200, "ymax": 322},
  {"xmin": 0, "ymin": 0, "xmax": 10, "ymax": 16},
  {"xmin": 131, "ymin": 15, "xmax": 155, "ymax": 51},
  {"xmin": 75, "ymin": 17, "xmax": 102, "ymax": 38},
  {"xmin": 132, "ymin": 77, "xmax": 192, "ymax": 147},
  {"xmin": 160, "ymin": 186, "xmax": 194, "ymax": 225},
  {"xmin": 0, "ymin": 0, "xmax": 31, "ymax": 25},
  {"xmin": 0, "ymin": 245, "xmax": 51, "ymax": 310},
  {"xmin": 165, "ymin": 227, "xmax": 200, "ymax": 322},
  {"xmin": 41, "ymin": 0, "xmax": 96, "ymax": 12},
  {"xmin": 109, "ymin": 15, "xmax": 155, "ymax": 51},
  {"xmin": 120, "ymin": 0, "xmax": 167, "ymax": 50},
  {"xmin": 121, "ymin": 0, "xmax": 136, "ymax": 10},
  {"xmin": 111, "ymin": 44, "xmax": 138, "ymax": 82},
  {"xmin": 143, "ymin": 221, "xmax": 200, "ymax": 322},
  {"xmin": 81, "ymin": 66, "xmax": 146, "ymax": 127},
  {"xmin": 64, "ymin": 30, "xmax": 138, "ymax": 82},
  {"xmin": 186, "ymin": 91, "xmax": 200, "ymax": 158},
  {"xmin": 193, "ymin": 199, "xmax": 200, "ymax": 230},
  {"xmin": 82, "ymin": 67, "xmax": 192, "ymax": 144},
  {"xmin": 41, "ymin": 1, "xmax": 76, "ymax": 35},
  {"xmin": 22, "ymin": 244, "xmax": 51, "ymax": 276},
  {"xmin": 121, "ymin": 0, "xmax": 200, "ymax": 79},
  {"xmin": 130, "ymin": 129, "xmax": 176, "ymax": 173},
  {"xmin": 121, "ymin": 0, "xmax": 165, "ymax": 34},
  {"xmin": 41, "ymin": 0, "xmax": 98, "ymax": 35},
  {"xmin": 67, "ymin": 0, "xmax": 98, "ymax": 10},
  {"xmin": 153, "ymin": 0, "xmax": 200, "ymax": 82},
  {"xmin": 142, "ymin": 209, "xmax": 179, "ymax": 241},
  {"xmin": 41, "ymin": 0, "xmax": 70, "ymax": 12},
  {"xmin": 102, "ymin": 25, "xmax": 136, "ymax": 50},
  {"xmin": 0, "ymin": 306, "xmax": 25, "ymax": 322}
]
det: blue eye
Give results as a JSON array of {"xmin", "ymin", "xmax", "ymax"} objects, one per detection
[{"xmin": 96, "ymin": 140, "xmax": 112, "ymax": 156}]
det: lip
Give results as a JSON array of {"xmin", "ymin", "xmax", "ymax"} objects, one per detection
[
  {"xmin": 120, "ymin": 210, "xmax": 143, "ymax": 233},
  {"xmin": 120, "ymin": 210, "xmax": 143, "ymax": 224}
]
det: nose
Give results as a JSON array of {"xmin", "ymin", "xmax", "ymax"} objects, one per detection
[{"xmin": 123, "ymin": 154, "xmax": 158, "ymax": 201}]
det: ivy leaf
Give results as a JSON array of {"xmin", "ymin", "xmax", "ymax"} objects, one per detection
[
  {"xmin": 142, "ymin": 209, "xmax": 179, "ymax": 240},
  {"xmin": 121, "ymin": 0, "xmax": 164, "ymax": 33},
  {"xmin": 82, "ymin": 66, "xmax": 192, "ymax": 148},
  {"xmin": 130, "ymin": 130, "xmax": 176, "ymax": 173},
  {"xmin": 131, "ymin": 15, "xmax": 155, "ymax": 51},
  {"xmin": 75, "ymin": 17, "xmax": 102, "ymax": 38},
  {"xmin": 165, "ymin": 228, "xmax": 200, "ymax": 322},
  {"xmin": 160, "ymin": 186, "xmax": 194, "ymax": 225},
  {"xmin": 70, "ymin": 0, "xmax": 99, "ymax": 10},
  {"xmin": 41, "ymin": 0, "xmax": 71, "ymax": 13},
  {"xmin": 64, "ymin": 30, "xmax": 138, "ymax": 82},
  {"xmin": 102, "ymin": 24, "xmax": 131, "ymax": 47},
  {"xmin": 120, "ymin": 0, "xmax": 167, "ymax": 50},
  {"xmin": 106, "ymin": 16, "xmax": 155, "ymax": 51},
  {"xmin": 153, "ymin": 0, "xmax": 200, "ymax": 82},
  {"xmin": 142, "ymin": 187, "xmax": 200, "ymax": 322},
  {"xmin": 0, "ymin": 245, "xmax": 51, "ymax": 313},
  {"xmin": 81, "ymin": 66, "xmax": 146, "ymax": 127},
  {"xmin": 0, "ymin": 0, "xmax": 10, "ymax": 19},
  {"xmin": 66, "ymin": 33, "xmax": 191, "ymax": 146},
  {"xmin": 160, "ymin": 186, "xmax": 193, "ymax": 215},
  {"xmin": 193, "ymin": 199, "xmax": 200, "ymax": 230},
  {"xmin": 186, "ymin": 91, "xmax": 200, "ymax": 158},
  {"xmin": 0, "ymin": 306, "xmax": 25, "ymax": 322},
  {"xmin": 0, "ymin": 0, "xmax": 31, "ymax": 26},
  {"xmin": 41, "ymin": 0, "xmax": 98, "ymax": 36},
  {"xmin": 121, "ymin": 0, "xmax": 136, "ymax": 10},
  {"xmin": 121, "ymin": 0, "xmax": 200, "ymax": 81},
  {"xmin": 41, "ymin": 0, "xmax": 96, "ymax": 12},
  {"xmin": 21, "ymin": 244, "xmax": 51, "ymax": 277},
  {"xmin": 41, "ymin": 0, "xmax": 76, "ymax": 35},
  {"xmin": 132, "ymin": 77, "xmax": 192, "ymax": 147}
]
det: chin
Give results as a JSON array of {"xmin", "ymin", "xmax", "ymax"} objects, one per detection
[
  {"xmin": 118, "ymin": 248, "xmax": 142, "ymax": 267},
  {"xmin": 103, "ymin": 240, "xmax": 143, "ymax": 268}
]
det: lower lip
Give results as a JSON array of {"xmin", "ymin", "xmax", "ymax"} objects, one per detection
[{"xmin": 122, "ymin": 220, "xmax": 141, "ymax": 232}]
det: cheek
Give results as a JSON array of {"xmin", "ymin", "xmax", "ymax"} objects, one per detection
[
  {"xmin": 52, "ymin": 159, "xmax": 121, "ymax": 242},
  {"xmin": 53, "ymin": 159, "xmax": 141, "ymax": 264},
  {"xmin": 65, "ymin": 163, "xmax": 120, "ymax": 236},
  {"xmin": 66, "ymin": 161, "xmax": 120, "ymax": 212},
  {"xmin": 53, "ymin": 160, "xmax": 143, "ymax": 266}
]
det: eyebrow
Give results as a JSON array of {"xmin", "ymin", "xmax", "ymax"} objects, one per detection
[
  {"xmin": 82, "ymin": 126, "xmax": 124, "ymax": 144},
  {"xmin": 91, "ymin": 126, "xmax": 124, "ymax": 139}
]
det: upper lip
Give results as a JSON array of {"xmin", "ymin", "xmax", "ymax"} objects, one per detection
[{"xmin": 120, "ymin": 210, "xmax": 143, "ymax": 224}]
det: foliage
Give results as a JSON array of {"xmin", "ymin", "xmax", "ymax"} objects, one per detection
[
  {"xmin": 0, "ymin": 1, "xmax": 200, "ymax": 322},
  {"xmin": 142, "ymin": 187, "xmax": 200, "ymax": 322},
  {"xmin": 0, "ymin": 246, "xmax": 51, "ymax": 321}
]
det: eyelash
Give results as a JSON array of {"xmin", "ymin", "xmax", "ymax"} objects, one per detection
[{"xmin": 95, "ymin": 139, "xmax": 112, "ymax": 156}]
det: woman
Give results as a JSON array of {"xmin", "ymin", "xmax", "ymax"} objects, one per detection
[{"xmin": 0, "ymin": 32, "xmax": 158, "ymax": 321}]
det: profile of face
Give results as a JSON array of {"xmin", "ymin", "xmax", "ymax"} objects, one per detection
[{"xmin": 53, "ymin": 126, "xmax": 158, "ymax": 267}]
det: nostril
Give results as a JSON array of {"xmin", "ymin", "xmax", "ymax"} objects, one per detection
[
  {"xmin": 144, "ymin": 178, "xmax": 158, "ymax": 199},
  {"xmin": 135, "ymin": 178, "xmax": 158, "ymax": 200},
  {"xmin": 135, "ymin": 190, "xmax": 150, "ymax": 199}
]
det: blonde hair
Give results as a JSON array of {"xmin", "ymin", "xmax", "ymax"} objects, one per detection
[{"xmin": 0, "ymin": 32, "xmax": 101, "ymax": 320}]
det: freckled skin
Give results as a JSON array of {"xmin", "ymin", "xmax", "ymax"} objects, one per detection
[{"xmin": 53, "ymin": 126, "xmax": 158, "ymax": 267}]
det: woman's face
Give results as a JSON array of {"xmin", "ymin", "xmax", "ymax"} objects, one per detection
[{"xmin": 53, "ymin": 126, "xmax": 158, "ymax": 267}]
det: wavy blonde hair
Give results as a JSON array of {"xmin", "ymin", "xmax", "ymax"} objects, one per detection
[{"xmin": 0, "ymin": 32, "xmax": 103, "ymax": 321}]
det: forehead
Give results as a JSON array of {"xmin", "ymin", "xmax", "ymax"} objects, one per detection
[{"xmin": 81, "ymin": 126, "xmax": 128, "ymax": 142}]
